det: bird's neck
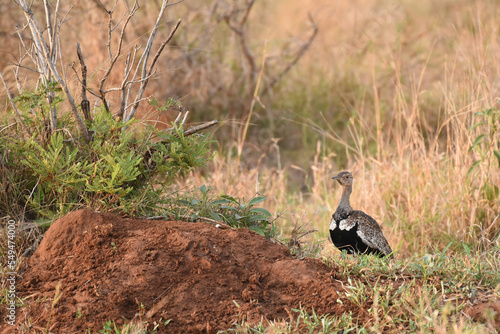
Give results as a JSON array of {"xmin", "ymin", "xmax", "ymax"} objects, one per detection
[{"xmin": 335, "ymin": 184, "xmax": 353, "ymax": 218}]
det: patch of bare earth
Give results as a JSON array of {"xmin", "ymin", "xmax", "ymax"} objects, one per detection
[{"xmin": 7, "ymin": 210, "xmax": 354, "ymax": 333}]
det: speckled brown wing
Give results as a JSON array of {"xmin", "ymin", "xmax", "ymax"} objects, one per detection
[{"xmin": 345, "ymin": 211, "xmax": 393, "ymax": 257}]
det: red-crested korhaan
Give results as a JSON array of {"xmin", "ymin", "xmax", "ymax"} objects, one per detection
[{"xmin": 329, "ymin": 171, "xmax": 393, "ymax": 258}]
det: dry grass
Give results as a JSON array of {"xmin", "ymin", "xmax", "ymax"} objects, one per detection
[
  {"xmin": 170, "ymin": 0, "xmax": 500, "ymax": 257},
  {"xmin": 1, "ymin": 0, "xmax": 498, "ymax": 256}
]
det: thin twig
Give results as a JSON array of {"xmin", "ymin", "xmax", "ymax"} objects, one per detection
[
  {"xmin": 223, "ymin": 0, "xmax": 256, "ymax": 87},
  {"xmin": 148, "ymin": 19, "xmax": 182, "ymax": 78},
  {"xmin": 76, "ymin": 43, "xmax": 91, "ymax": 122},
  {"xmin": 0, "ymin": 69, "xmax": 33, "ymax": 136},
  {"xmin": 98, "ymin": 1, "xmax": 139, "ymax": 113},
  {"xmin": 182, "ymin": 120, "xmax": 218, "ymax": 137},
  {"xmin": 118, "ymin": 46, "xmax": 139, "ymax": 119},
  {"xmin": 15, "ymin": 0, "xmax": 91, "ymax": 141},
  {"xmin": 125, "ymin": 1, "xmax": 182, "ymax": 122},
  {"xmin": 267, "ymin": 12, "xmax": 318, "ymax": 91},
  {"xmin": 146, "ymin": 214, "xmax": 231, "ymax": 228}
]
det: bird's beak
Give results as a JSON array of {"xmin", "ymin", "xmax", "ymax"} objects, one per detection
[{"xmin": 332, "ymin": 175, "xmax": 339, "ymax": 180}]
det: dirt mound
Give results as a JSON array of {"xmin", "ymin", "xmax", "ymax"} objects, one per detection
[{"xmin": 11, "ymin": 210, "xmax": 352, "ymax": 333}]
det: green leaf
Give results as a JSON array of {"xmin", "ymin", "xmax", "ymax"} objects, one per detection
[
  {"xmin": 494, "ymin": 150, "xmax": 500, "ymax": 168},
  {"xmin": 199, "ymin": 184, "xmax": 209, "ymax": 195},
  {"xmin": 462, "ymin": 243, "xmax": 471, "ymax": 256},
  {"xmin": 248, "ymin": 196, "xmax": 267, "ymax": 206},
  {"xmin": 178, "ymin": 199, "xmax": 192, "ymax": 206},
  {"xmin": 248, "ymin": 225, "xmax": 266, "ymax": 236},
  {"xmin": 437, "ymin": 242, "xmax": 452, "ymax": 266},
  {"xmin": 249, "ymin": 207, "xmax": 272, "ymax": 217},
  {"xmin": 248, "ymin": 215, "xmax": 268, "ymax": 222},
  {"xmin": 468, "ymin": 121, "xmax": 485, "ymax": 132},
  {"xmin": 474, "ymin": 110, "xmax": 487, "ymax": 117},
  {"xmin": 468, "ymin": 134, "xmax": 486, "ymax": 152},
  {"xmin": 220, "ymin": 195, "xmax": 239, "ymax": 204},
  {"xmin": 211, "ymin": 199, "xmax": 230, "ymax": 206},
  {"xmin": 235, "ymin": 214, "xmax": 247, "ymax": 220},
  {"xmin": 467, "ymin": 160, "xmax": 481, "ymax": 178},
  {"xmin": 220, "ymin": 205, "xmax": 238, "ymax": 212},
  {"xmin": 149, "ymin": 96, "xmax": 159, "ymax": 106},
  {"xmin": 209, "ymin": 212, "xmax": 222, "ymax": 222},
  {"xmin": 483, "ymin": 182, "xmax": 498, "ymax": 201}
]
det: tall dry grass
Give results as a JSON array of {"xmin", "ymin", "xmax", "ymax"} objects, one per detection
[
  {"xmin": 1, "ymin": 1, "xmax": 499, "ymax": 257},
  {"xmin": 173, "ymin": 0, "xmax": 500, "ymax": 258}
]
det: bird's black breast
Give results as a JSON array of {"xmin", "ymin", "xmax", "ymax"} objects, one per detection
[{"xmin": 329, "ymin": 216, "xmax": 383, "ymax": 256}]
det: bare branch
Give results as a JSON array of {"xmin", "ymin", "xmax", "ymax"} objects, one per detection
[
  {"xmin": 13, "ymin": 53, "xmax": 28, "ymax": 94},
  {"xmin": 70, "ymin": 64, "xmax": 100, "ymax": 99},
  {"xmin": 21, "ymin": 1, "xmax": 91, "ymax": 141},
  {"xmin": 17, "ymin": 0, "xmax": 51, "ymax": 81},
  {"xmin": 98, "ymin": 1, "xmax": 139, "ymax": 113},
  {"xmin": 125, "ymin": 4, "xmax": 182, "ymax": 122},
  {"xmin": 117, "ymin": 51, "xmax": 134, "ymax": 119},
  {"xmin": 182, "ymin": 120, "xmax": 218, "ymax": 137},
  {"xmin": 267, "ymin": 13, "xmax": 318, "ymax": 91},
  {"xmin": 148, "ymin": 19, "xmax": 181, "ymax": 77},
  {"xmin": 222, "ymin": 0, "xmax": 256, "ymax": 87},
  {"xmin": 105, "ymin": 69, "xmax": 156, "ymax": 94},
  {"xmin": 0, "ymin": 69, "xmax": 33, "ymax": 136},
  {"xmin": 76, "ymin": 43, "xmax": 91, "ymax": 122},
  {"xmin": 15, "ymin": 24, "xmax": 35, "ymax": 64},
  {"xmin": 43, "ymin": 0, "xmax": 55, "ymax": 61}
]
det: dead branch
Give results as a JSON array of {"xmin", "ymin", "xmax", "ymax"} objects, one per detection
[
  {"xmin": 76, "ymin": 43, "xmax": 91, "ymax": 122},
  {"xmin": 182, "ymin": 120, "xmax": 218, "ymax": 137},
  {"xmin": 267, "ymin": 13, "xmax": 318, "ymax": 91},
  {"xmin": 0, "ymin": 69, "xmax": 33, "ymax": 136},
  {"xmin": 98, "ymin": 1, "xmax": 139, "ymax": 113},
  {"xmin": 221, "ymin": 0, "xmax": 257, "ymax": 88},
  {"xmin": 149, "ymin": 19, "xmax": 181, "ymax": 78},
  {"xmin": 117, "ymin": 47, "xmax": 139, "ymax": 120},
  {"xmin": 174, "ymin": 109, "xmax": 188, "ymax": 127},
  {"xmin": 124, "ymin": 1, "xmax": 183, "ymax": 122},
  {"xmin": 122, "ymin": 19, "xmax": 181, "ymax": 121},
  {"xmin": 16, "ymin": 0, "xmax": 91, "ymax": 142}
]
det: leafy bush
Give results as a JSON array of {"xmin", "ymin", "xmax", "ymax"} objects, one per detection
[
  {"xmin": 0, "ymin": 87, "xmax": 213, "ymax": 219},
  {"xmin": 176, "ymin": 185, "xmax": 277, "ymax": 238}
]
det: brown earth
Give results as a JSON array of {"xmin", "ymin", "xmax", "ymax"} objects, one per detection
[{"xmin": 6, "ymin": 210, "xmax": 356, "ymax": 333}]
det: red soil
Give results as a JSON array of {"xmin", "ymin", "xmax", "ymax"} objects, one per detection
[
  {"xmin": 5, "ymin": 210, "xmax": 498, "ymax": 333},
  {"xmin": 9, "ymin": 210, "xmax": 353, "ymax": 333}
]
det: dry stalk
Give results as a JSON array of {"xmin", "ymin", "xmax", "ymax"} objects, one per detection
[
  {"xmin": 266, "ymin": 13, "xmax": 318, "ymax": 92},
  {"xmin": 219, "ymin": 1, "xmax": 318, "ymax": 99},
  {"xmin": 220, "ymin": 0, "xmax": 257, "ymax": 87},
  {"xmin": 14, "ymin": 0, "xmax": 91, "ymax": 142},
  {"xmin": 125, "ymin": 2, "xmax": 184, "ymax": 122},
  {"xmin": 0, "ymin": 69, "xmax": 33, "ymax": 136},
  {"xmin": 76, "ymin": 43, "xmax": 91, "ymax": 122},
  {"xmin": 96, "ymin": 1, "xmax": 139, "ymax": 114}
]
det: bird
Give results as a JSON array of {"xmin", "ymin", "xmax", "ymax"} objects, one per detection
[{"xmin": 329, "ymin": 171, "xmax": 393, "ymax": 258}]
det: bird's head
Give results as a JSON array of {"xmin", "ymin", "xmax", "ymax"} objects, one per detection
[{"xmin": 332, "ymin": 171, "xmax": 353, "ymax": 186}]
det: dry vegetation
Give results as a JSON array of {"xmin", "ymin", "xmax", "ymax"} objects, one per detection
[
  {"xmin": 166, "ymin": 0, "xmax": 500, "ymax": 257},
  {"xmin": 1, "ymin": 0, "xmax": 499, "ymax": 332}
]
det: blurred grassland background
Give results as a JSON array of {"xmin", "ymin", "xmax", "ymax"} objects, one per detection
[{"xmin": 1, "ymin": 0, "xmax": 499, "ymax": 259}]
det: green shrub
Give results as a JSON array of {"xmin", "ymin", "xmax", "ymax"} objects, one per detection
[
  {"xmin": 0, "ymin": 87, "xmax": 213, "ymax": 219},
  {"xmin": 176, "ymin": 185, "xmax": 277, "ymax": 238}
]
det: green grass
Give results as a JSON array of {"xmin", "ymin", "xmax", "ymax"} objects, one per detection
[{"xmin": 225, "ymin": 249, "xmax": 499, "ymax": 333}]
